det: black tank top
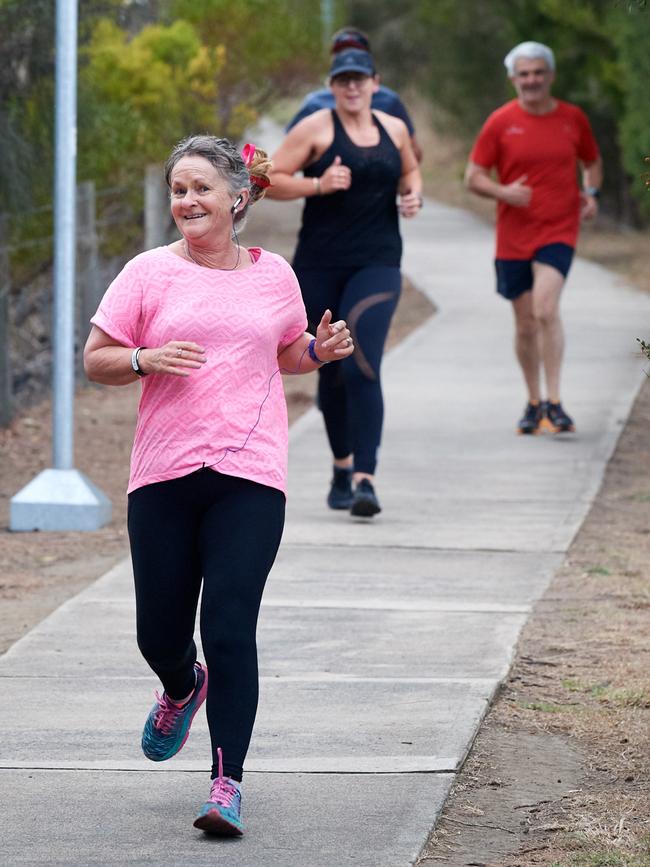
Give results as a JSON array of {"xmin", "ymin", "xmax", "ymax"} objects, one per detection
[{"xmin": 293, "ymin": 111, "xmax": 402, "ymax": 269}]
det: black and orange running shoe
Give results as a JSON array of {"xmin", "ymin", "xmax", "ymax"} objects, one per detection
[
  {"xmin": 543, "ymin": 401, "xmax": 575, "ymax": 433},
  {"xmin": 516, "ymin": 401, "xmax": 543, "ymax": 435}
]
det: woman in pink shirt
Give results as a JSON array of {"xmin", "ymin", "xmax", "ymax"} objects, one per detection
[{"xmin": 83, "ymin": 136, "xmax": 353, "ymax": 837}]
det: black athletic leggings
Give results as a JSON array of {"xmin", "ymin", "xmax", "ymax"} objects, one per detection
[
  {"xmin": 127, "ymin": 468, "xmax": 285, "ymax": 781},
  {"xmin": 294, "ymin": 265, "xmax": 401, "ymax": 475}
]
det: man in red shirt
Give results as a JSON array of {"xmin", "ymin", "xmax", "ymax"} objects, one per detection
[{"xmin": 465, "ymin": 41, "xmax": 602, "ymax": 434}]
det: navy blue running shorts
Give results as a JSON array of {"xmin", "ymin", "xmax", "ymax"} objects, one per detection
[{"xmin": 495, "ymin": 242, "xmax": 574, "ymax": 301}]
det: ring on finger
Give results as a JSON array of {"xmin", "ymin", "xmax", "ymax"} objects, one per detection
[{"xmin": 177, "ymin": 348, "xmax": 183, "ymax": 358}]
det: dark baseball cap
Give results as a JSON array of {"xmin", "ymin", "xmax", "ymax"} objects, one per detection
[
  {"xmin": 329, "ymin": 49, "xmax": 375, "ymax": 79},
  {"xmin": 331, "ymin": 29, "xmax": 371, "ymax": 53}
]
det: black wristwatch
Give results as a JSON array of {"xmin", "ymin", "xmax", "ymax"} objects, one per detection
[
  {"xmin": 584, "ymin": 186, "xmax": 600, "ymax": 199},
  {"xmin": 131, "ymin": 346, "xmax": 148, "ymax": 377}
]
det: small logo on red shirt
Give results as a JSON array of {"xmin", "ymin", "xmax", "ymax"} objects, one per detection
[{"xmin": 505, "ymin": 125, "xmax": 525, "ymax": 136}]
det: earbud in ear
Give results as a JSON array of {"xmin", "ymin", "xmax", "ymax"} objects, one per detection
[{"xmin": 231, "ymin": 195, "xmax": 243, "ymax": 213}]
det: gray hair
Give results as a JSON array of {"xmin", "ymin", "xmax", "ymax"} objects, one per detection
[
  {"xmin": 164, "ymin": 135, "xmax": 254, "ymax": 227},
  {"xmin": 504, "ymin": 41, "xmax": 555, "ymax": 76}
]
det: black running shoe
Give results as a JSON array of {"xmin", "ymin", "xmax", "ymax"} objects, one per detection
[
  {"xmin": 350, "ymin": 478, "xmax": 381, "ymax": 517},
  {"xmin": 543, "ymin": 401, "xmax": 575, "ymax": 433},
  {"xmin": 517, "ymin": 401, "xmax": 543, "ymax": 435},
  {"xmin": 327, "ymin": 467, "xmax": 353, "ymax": 510}
]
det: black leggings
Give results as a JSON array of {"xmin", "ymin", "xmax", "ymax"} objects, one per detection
[
  {"xmin": 127, "ymin": 468, "xmax": 285, "ymax": 781},
  {"xmin": 294, "ymin": 265, "xmax": 401, "ymax": 474}
]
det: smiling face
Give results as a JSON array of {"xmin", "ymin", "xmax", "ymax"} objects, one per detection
[
  {"xmin": 510, "ymin": 56, "xmax": 555, "ymax": 111},
  {"xmin": 330, "ymin": 72, "xmax": 378, "ymax": 113},
  {"xmin": 169, "ymin": 155, "xmax": 243, "ymax": 244}
]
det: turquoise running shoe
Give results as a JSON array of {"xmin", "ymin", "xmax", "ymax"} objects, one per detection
[
  {"xmin": 193, "ymin": 747, "xmax": 243, "ymax": 836},
  {"xmin": 141, "ymin": 661, "xmax": 207, "ymax": 762}
]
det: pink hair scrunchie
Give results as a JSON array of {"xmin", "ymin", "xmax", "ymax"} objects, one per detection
[
  {"xmin": 241, "ymin": 143, "xmax": 256, "ymax": 167},
  {"xmin": 241, "ymin": 142, "xmax": 271, "ymax": 189}
]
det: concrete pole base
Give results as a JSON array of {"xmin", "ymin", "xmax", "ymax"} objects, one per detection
[{"xmin": 10, "ymin": 468, "xmax": 112, "ymax": 532}]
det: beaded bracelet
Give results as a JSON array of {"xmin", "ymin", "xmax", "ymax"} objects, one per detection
[{"xmin": 308, "ymin": 338, "xmax": 327, "ymax": 365}]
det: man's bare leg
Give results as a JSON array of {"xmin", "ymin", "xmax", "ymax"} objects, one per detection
[
  {"xmin": 511, "ymin": 291, "xmax": 541, "ymax": 402},
  {"xmin": 531, "ymin": 262, "xmax": 565, "ymax": 403}
]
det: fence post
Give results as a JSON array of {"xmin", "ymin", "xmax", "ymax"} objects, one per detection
[
  {"xmin": 0, "ymin": 214, "xmax": 11, "ymax": 426},
  {"xmin": 76, "ymin": 180, "xmax": 100, "ymax": 378},
  {"xmin": 144, "ymin": 163, "xmax": 169, "ymax": 250}
]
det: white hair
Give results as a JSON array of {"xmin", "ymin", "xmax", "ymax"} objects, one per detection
[{"xmin": 504, "ymin": 41, "xmax": 555, "ymax": 76}]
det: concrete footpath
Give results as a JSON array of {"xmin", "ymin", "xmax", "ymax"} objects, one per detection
[{"xmin": 1, "ymin": 192, "xmax": 649, "ymax": 866}]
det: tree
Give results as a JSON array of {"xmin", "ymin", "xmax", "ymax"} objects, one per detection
[
  {"xmin": 167, "ymin": 0, "xmax": 323, "ymax": 132},
  {"xmin": 2, "ymin": 1, "xmax": 325, "ymax": 270},
  {"xmin": 0, "ymin": 0, "xmax": 120, "ymax": 206},
  {"xmin": 345, "ymin": 0, "xmax": 650, "ymax": 223},
  {"xmin": 77, "ymin": 18, "xmax": 225, "ymax": 185},
  {"xmin": 613, "ymin": 2, "xmax": 650, "ymax": 219}
]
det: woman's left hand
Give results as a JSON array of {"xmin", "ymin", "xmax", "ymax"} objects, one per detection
[
  {"xmin": 314, "ymin": 309, "xmax": 354, "ymax": 362},
  {"xmin": 398, "ymin": 190, "xmax": 423, "ymax": 218}
]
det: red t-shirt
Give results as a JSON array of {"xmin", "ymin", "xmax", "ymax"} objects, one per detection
[{"xmin": 470, "ymin": 99, "xmax": 599, "ymax": 259}]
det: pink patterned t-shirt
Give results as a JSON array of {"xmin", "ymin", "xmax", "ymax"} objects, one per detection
[{"xmin": 91, "ymin": 246, "xmax": 308, "ymax": 495}]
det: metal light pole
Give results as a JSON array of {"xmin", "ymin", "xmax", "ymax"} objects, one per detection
[
  {"xmin": 10, "ymin": 0, "xmax": 111, "ymax": 531},
  {"xmin": 52, "ymin": 0, "xmax": 77, "ymax": 472}
]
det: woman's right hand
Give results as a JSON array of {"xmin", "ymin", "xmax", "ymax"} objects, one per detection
[
  {"xmin": 139, "ymin": 341, "xmax": 207, "ymax": 377},
  {"xmin": 319, "ymin": 155, "xmax": 352, "ymax": 195}
]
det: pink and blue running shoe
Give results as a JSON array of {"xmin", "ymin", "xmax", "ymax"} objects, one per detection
[
  {"xmin": 141, "ymin": 661, "xmax": 207, "ymax": 762},
  {"xmin": 193, "ymin": 747, "xmax": 243, "ymax": 836}
]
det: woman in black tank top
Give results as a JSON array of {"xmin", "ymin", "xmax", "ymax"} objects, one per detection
[{"xmin": 267, "ymin": 48, "xmax": 422, "ymax": 518}]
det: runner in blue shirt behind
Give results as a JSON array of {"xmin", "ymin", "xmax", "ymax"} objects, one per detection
[{"xmin": 286, "ymin": 27, "xmax": 423, "ymax": 162}]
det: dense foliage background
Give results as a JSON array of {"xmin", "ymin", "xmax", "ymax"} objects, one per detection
[
  {"xmin": 1, "ymin": 0, "xmax": 649, "ymax": 250},
  {"xmin": 0, "ymin": 0, "xmax": 648, "ymax": 416},
  {"xmin": 0, "ymin": 0, "xmax": 322, "ymax": 215},
  {"xmin": 346, "ymin": 0, "xmax": 650, "ymax": 222},
  {"xmin": 0, "ymin": 0, "xmax": 324, "ymax": 282}
]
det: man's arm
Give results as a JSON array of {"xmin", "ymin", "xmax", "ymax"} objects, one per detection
[
  {"xmin": 579, "ymin": 155, "xmax": 603, "ymax": 220},
  {"xmin": 581, "ymin": 155, "xmax": 603, "ymax": 192},
  {"xmin": 464, "ymin": 161, "xmax": 532, "ymax": 207}
]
